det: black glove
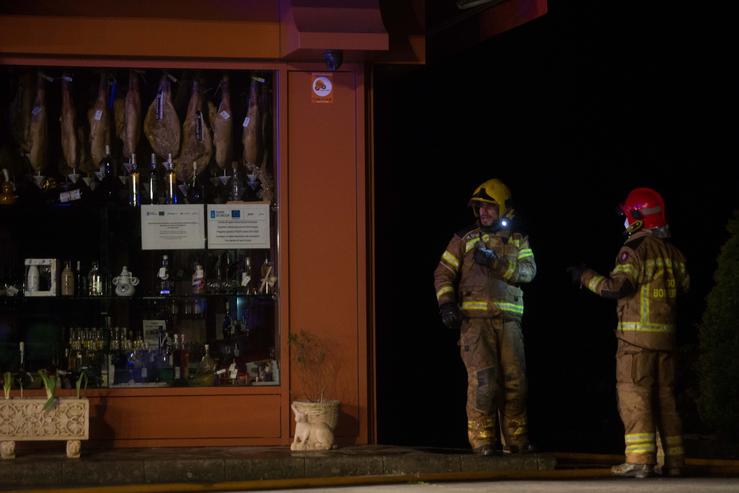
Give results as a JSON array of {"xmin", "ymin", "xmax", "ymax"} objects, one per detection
[
  {"xmin": 439, "ymin": 302, "xmax": 463, "ymax": 330},
  {"xmin": 473, "ymin": 242, "xmax": 498, "ymax": 266},
  {"xmin": 566, "ymin": 263, "xmax": 587, "ymax": 286}
]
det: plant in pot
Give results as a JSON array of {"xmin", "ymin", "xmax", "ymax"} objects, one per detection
[
  {"xmin": 288, "ymin": 329, "xmax": 340, "ymax": 451},
  {"xmin": 1, "ymin": 369, "xmax": 90, "ymax": 459}
]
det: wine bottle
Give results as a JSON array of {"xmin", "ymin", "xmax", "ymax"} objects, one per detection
[
  {"xmin": 164, "ymin": 153, "xmax": 178, "ymax": 205},
  {"xmin": 147, "ymin": 153, "xmax": 160, "ymax": 205}
]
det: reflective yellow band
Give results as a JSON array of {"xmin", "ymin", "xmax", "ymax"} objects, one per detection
[
  {"xmin": 626, "ymin": 445, "xmax": 657, "ymax": 454},
  {"xmin": 502, "ymin": 260, "xmax": 517, "ymax": 281},
  {"xmin": 462, "ymin": 301, "xmax": 488, "ymax": 311},
  {"xmin": 465, "ymin": 234, "xmax": 490, "ymax": 253},
  {"xmin": 617, "ymin": 322, "xmax": 674, "ymax": 333},
  {"xmin": 587, "ymin": 275, "xmax": 606, "ymax": 293},
  {"xmin": 496, "ymin": 302, "xmax": 524, "ymax": 315},
  {"xmin": 625, "ymin": 432, "xmax": 656, "ymax": 442},
  {"xmin": 641, "ymin": 285, "xmax": 650, "ymax": 321},
  {"xmin": 613, "ymin": 264, "xmax": 636, "ymax": 275},
  {"xmin": 442, "ymin": 251, "xmax": 460, "ymax": 270},
  {"xmin": 436, "ymin": 286, "xmax": 454, "ymax": 300},
  {"xmin": 667, "ymin": 446, "xmax": 685, "ymax": 455},
  {"xmin": 517, "ymin": 248, "xmax": 533, "ymax": 259}
]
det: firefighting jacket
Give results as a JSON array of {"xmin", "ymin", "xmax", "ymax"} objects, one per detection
[
  {"xmin": 434, "ymin": 225, "xmax": 536, "ymax": 320},
  {"xmin": 580, "ymin": 230, "xmax": 689, "ymax": 351}
]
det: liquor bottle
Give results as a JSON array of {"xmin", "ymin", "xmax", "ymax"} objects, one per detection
[
  {"xmin": 158, "ymin": 254, "xmax": 172, "ymax": 295},
  {"xmin": 187, "ymin": 161, "xmax": 203, "ymax": 204},
  {"xmin": 88, "ymin": 261, "xmax": 104, "ymax": 296},
  {"xmin": 179, "ymin": 333, "xmax": 190, "ymax": 383},
  {"xmin": 228, "ymin": 161, "xmax": 243, "ymax": 201},
  {"xmin": 98, "ymin": 144, "xmax": 116, "ymax": 202},
  {"xmin": 61, "ymin": 260, "xmax": 75, "ymax": 296},
  {"xmin": 147, "ymin": 153, "xmax": 160, "ymax": 204},
  {"xmin": 197, "ymin": 343, "xmax": 216, "ymax": 385},
  {"xmin": 222, "ymin": 300, "xmax": 232, "ymax": 340},
  {"xmin": 260, "ymin": 255, "xmax": 275, "ymax": 295},
  {"xmin": 241, "ymin": 256, "xmax": 253, "ymax": 294},
  {"xmin": 75, "ymin": 260, "xmax": 87, "ymax": 297},
  {"xmin": 172, "ymin": 334, "xmax": 181, "ymax": 382},
  {"xmin": 128, "ymin": 154, "xmax": 141, "ymax": 207},
  {"xmin": 164, "ymin": 153, "xmax": 178, "ymax": 204}
]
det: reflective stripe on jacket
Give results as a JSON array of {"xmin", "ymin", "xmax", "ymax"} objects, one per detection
[
  {"xmin": 434, "ymin": 226, "xmax": 536, "ymax": 320},
  {"xmin": 581, "ymin": 230, "xmax": 689, "ymax": 350}
]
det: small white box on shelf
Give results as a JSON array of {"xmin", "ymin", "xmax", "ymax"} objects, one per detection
[{"xmin": 23, "ymin": 258, "xmax": 58, "ymax": 297}]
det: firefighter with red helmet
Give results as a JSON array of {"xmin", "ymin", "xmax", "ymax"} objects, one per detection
[
  {"xmin": 568, "ymin": 188, "xmax": 690, "ymax": 478},
  {"xmin": 434, "ymin": 179, "xmax": 536, "ymax": 456}
]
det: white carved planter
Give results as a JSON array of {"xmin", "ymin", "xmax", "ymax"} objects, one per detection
[
  {"xmin": 290, "ymin": 400, "xmax": 340, "ymax": 451},
  {"xmin": 0, "ymin": 398, "xmax": 89, "ymax": 459}
]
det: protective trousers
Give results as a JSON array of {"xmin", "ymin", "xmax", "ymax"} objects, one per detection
[
  {"xmin": 616, "ymin": 339, "xmax": 684, "ymax": 466},
  {"xmin": 460, "ymin": 318, "xmax": 528, "ymax": 450}
]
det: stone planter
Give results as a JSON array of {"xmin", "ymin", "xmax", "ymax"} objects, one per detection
[
  {"xmin": 290, "ymin": 400, "xmax": 340, "ymax": 451},
  {"xmin": 0, "ymin": 398, "xmax": 89, "ymax": 459}
]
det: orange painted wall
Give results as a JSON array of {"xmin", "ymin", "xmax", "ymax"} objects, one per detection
[{"xmin": 287, "ymin": 69, "xmax": 368, "ymax": 444}]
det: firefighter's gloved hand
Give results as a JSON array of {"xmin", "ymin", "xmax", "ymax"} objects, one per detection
[
  {"xmin": 473, "ymin": 242, "xmax": 498, "ymax": 266},
  {"xmin": 566, "ymin": 264, "xmax": 587, "ymax": 286},
  {"xmin": 439, "ymin": 302, "xmax": 463, "ymax": 330}
]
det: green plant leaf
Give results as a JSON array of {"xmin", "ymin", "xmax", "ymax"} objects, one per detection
[{"xmin": 3, "ymin": 372, "xmax": 11, "ymax": 399}]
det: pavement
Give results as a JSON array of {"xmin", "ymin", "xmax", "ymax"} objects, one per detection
[{"xmin": 0, "ymin": 445, "xmax": 556, "ymax": 491}]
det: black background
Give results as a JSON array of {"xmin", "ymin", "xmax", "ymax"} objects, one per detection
[{"xmin": 374, "ymin": 0, "xmax": 739, "ymax": 451}]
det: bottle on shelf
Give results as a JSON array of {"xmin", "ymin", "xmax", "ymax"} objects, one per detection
[
  {"xmin": 178, "ymin": 333, "xmax": 190, "ymax": 384},
  {"xmin": 164, "ymin": 153, "xmax": 178, "ymax": 205},
  {"xmin": 98, "ymin": 144, "xmax": 117, "ymax": 202},
  {"xmin": 60, "ymin": 260, "xmax": 75, "ymax": 296},
  {"xmin": 75, "ymin": 260, "xmax": 86, "ymax": 297},
  {"xmin": 222, "ymin": 300, "xmax": 232, "ymax": 340},
  {"xmin": 187, "ymin": 161, "xmax": 203, "ymax": 204},
  {"xmin": 147, "ymin": 153, "xmax": 160, "ymax": 205},
  {"xmin": 88, "ymin": 261, "xmax": 104, "ymax": 296},
  {"xmin": 228, "ymin": 161, "xmax": 243, "ymax": 201},
  {"xmin": 158, "ymin": 254, "xmax": 172, "ymax": 295},
  {"xmin": 129, "ymin": 154, "xmax": 141, "ymax": 207}
]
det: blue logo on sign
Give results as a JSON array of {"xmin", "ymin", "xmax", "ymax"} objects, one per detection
[
  {"xmin": 231, "ymin": 210, "xmax": 240, "ymax": 218},
  {"xmin": 211, "ymin": 211, "xmax": 216, "ymax": 218}
]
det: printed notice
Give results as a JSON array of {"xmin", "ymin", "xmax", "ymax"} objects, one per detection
[
  {"xmin": 141, "ymin": 205, "xmax": 206, "ymax": 250},
  {"xmin": 207, "ymin": 203, "xmax": 270, "ymax": 249}
]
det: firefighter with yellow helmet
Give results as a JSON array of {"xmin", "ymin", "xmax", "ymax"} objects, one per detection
[
  {"xmin": 567, "ymin": 188, "xmax": 690, "ymax": 478},
  {"xmin": 434, "ymin": 178, "xmax": 536, "ymax": 455}
]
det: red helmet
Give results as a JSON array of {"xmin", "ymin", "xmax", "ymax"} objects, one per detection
[{"xmin": 621, "ymin": 188, "xmax": 667, "ymax": 230}]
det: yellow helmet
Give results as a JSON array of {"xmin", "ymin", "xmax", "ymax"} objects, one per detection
[{"xmin": 469, "ymin": 179, "xmax": 514, "ymax": 218}]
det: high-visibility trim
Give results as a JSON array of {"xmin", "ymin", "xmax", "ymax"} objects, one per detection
[
  {"xmin": 461, "ymin": 300, "xmax": 524, "ymax": 316},
  {"xmin": 626, "ymin": 445, "xmax": 657, "ymax": 454},
  {"xmin": 517, "ymin": 248, "xmax": 533, "ymax": 259},
  {"xmin": 640, "ymin": 285, "xmax": 650, "ymax": 321},
  {"xmin": 465, "ymin": 234, "xmax": 490, "ymax": 254},
  {"xmin": 613, "ymin": 264, "xmax": 636, "ymax": 275},
  {"xmin": 625, "ymin": 432, "xmax": 655, "ymax": 442},
  {"xmin": 502, "ymin": 260, "xmax": 517, "ymax": 281},
  {"xmin": 462, "ymin": 301, "xmax": 488, "ymax": 311},
  {"xmin": 587, "ymin": 275, "xmax": 606, "ymax": 293},
  {"xmin": 496, "ymin": 302, "xmax": 524, "ymax": 315},
  {"xmin": 442, "ymin": 251, "xmax": 459, "ymax": 270},
  {"xmin": 617, "ymin": 322, "xmax": 674, "ymax": 333},
  {"xmin": 436, "ymin": 286, "xmax": 454, "ymax": 300}
]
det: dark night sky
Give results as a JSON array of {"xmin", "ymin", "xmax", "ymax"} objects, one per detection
[{"xmin": 373, "ymin": 1, "xmax": 739, "ymax": 451}]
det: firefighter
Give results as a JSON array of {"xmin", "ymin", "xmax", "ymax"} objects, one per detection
[
  {"xmin": 434, "ymin": 178, "xmax": 536, "ymax": 456},
  {"xmin": 567, "ymin": 188, "xmax": 689, "ymax": 478}
]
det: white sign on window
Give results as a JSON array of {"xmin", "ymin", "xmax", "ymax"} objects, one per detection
[
  {"xmin": 141, "ymin": 205, "xmax": 206, "ymax": 250},
  {"xmin": 207, "ymin": 203, "xmax": 270, "ymax": 249}
]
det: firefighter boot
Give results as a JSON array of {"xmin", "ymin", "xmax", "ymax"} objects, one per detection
[{"xmin": 610, "ymin": 463, "xmax": 653, "ymax": 479}]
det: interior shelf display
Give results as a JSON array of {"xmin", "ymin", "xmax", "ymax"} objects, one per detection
[{"xmin": 0, "ymin": 66, "xmax": 278, "ymax": 390}]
